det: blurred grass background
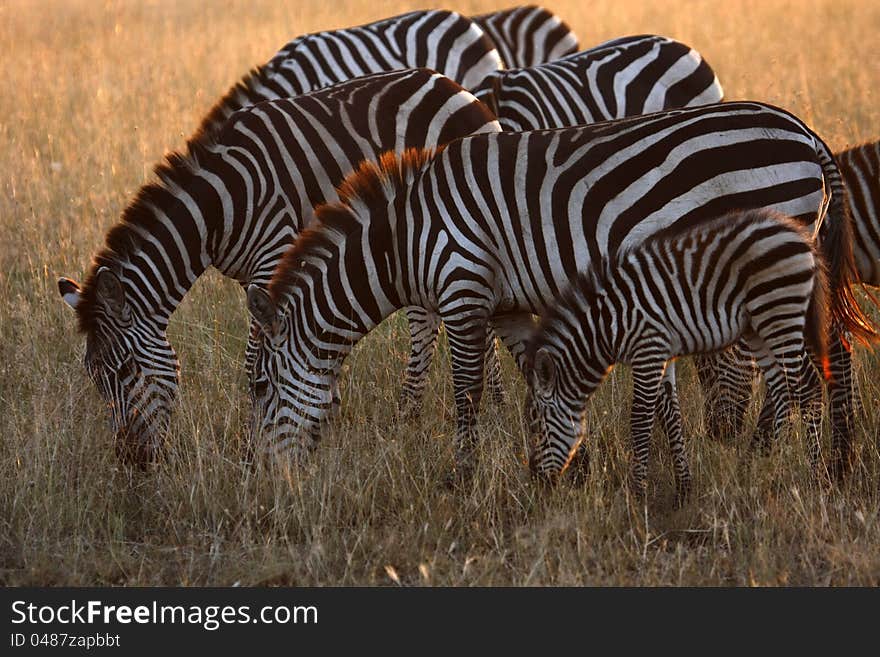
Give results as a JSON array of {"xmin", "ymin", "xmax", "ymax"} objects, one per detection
[{"xmin": 1, "ymin": 0, "xmax": 878, "ymax": 585}]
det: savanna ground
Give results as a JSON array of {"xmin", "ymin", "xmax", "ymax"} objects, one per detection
[{"xmin": 2, "ymin": 0, "xmax": 880, "ymax": 586}]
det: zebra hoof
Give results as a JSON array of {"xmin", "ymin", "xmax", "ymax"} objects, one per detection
[{"xmin": 673, "ymin": 480, "xmax": 691, "ymax": 509}]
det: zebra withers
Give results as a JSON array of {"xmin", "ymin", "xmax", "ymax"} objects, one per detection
[
  {"xmin": 526, "ymin": 209, "xmax": 830, "ymax": 499},
  {"xmin": 56, "ymin": 69, "xmax": 499, "ymax": 465},
  {"xmin": 471, "ymin": 5, "xmax": 579, "ymax": 68},
  {"xmin": 246, "ymin": 102, "xmax": 872, "ymax": 474},
  {"xmin": 476, "ymin": 34, "xmax": 723, "ymax": 130},
  {"xmin": 198, "ymin": 10, "xmax": 503, "ymax": 135}
]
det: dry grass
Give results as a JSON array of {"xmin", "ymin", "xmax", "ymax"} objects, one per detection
[{"xmin": 1, "ymin": 0, "xmax": 879, "ymax": 586}]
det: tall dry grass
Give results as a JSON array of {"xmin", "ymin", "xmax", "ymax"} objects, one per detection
[{"xmin": 1, "ymin": 0, "xmax": 879, "ymax": 585}]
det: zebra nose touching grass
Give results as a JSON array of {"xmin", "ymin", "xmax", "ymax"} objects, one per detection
[
  {"xmin": 526, "ymin": 209, "xmax": 831, "ymax": 503},
  {"xmin": 246, "ymin": 101, "xmax": 873, "ymax": 479},
  {"xmin": 58, "ymin": 269, "xmax": 180, "ymax": 467}
]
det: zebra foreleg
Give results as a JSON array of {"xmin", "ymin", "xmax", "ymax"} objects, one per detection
[
  {"xmin": 444, "ymin": 315, "xmax": 490, "ymax": 482},
  {"xmin": 483, "ymin": 332, "xmax": 506, "ymax": 405},
  {"xmin": 629, "ymin": 350, "xmax": 670, "ymax": 500}
]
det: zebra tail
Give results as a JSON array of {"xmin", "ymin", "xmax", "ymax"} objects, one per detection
[{"xmin": 816, "ymin": 144, "xmax": 880, "ymax": 345}]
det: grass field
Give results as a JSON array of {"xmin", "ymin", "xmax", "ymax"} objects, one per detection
[{"xmin": 2, "ymin": 0, "xmax": 879, "ymax": 586}]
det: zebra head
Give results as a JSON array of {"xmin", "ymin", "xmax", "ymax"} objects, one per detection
[
  {"xmin": 526, "ymin": 346, "xmax": 588, "ymax": 480},
  {"xmin": 246, "ymin": 285, "xmax": 337, "ymax": 456},
  {"xmin": 58, "ymin": 268, "xmax": 179, "ymax": 466}
]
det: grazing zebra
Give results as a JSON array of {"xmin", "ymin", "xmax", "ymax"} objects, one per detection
[
  {"xmin": 246, "ymin": 102, "xmax": 873, "ymax": 477},
  {"xmin": 198, "ymin": 9, "xmax": 503, "ymax": 136},
  {"xmin": 471, "ymin": 5, "xmax": 579, "ymax": 68},
  {"xmin": 526, "ymin": 208, "xmax": 830, "ymax": 499},
  {"xmin": 475, "ymin": 34, "xmax": 724, "ymax": 130},
  {"xmin": 56, "ymin": 69, "xmax": 500, "ymax": 465}
]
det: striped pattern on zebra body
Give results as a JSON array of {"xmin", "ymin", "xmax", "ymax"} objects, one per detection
[
  {"xmin": 56, "ymin": 69, "xmax": 499, "ymax": 465},
  {"xmin": 197, "ymin": 10, "xmax": 503, "ymax": 135},
  {"xmin": 838, "ymin": 140, "xmax": 880, "ymax": 286},
  {"xmin": 471, "ymin": 5, "xmax": 579, "ymax": 68},
  {"xmin": 701, "ymin": 139, "xmax": 880, "ymax": 474},
  {"xmin": 475, "ymin": 34, "xmax": 724, "ymax": 130},
  {"xmin": 246, "ymin": 101, "xmax": 870, "ymax": 475},
  {"xmin": 526, "ymin": 208, "xmax": 830, "ymax": 499}
]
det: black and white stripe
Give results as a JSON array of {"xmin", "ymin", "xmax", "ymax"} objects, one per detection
[
  {"xmin": 527, "ymin": 208, "xmax": 829, "ymax": 499},
  {"xmin": 839, "ymin": 140, "xmax": 880, "ymax": 286},
  {"xmin": 476, "ymin": 34, "xmax": 723, "ymax": 130},
  {"xmin": 198, "ymin": 10, "xmax": 503, "ymax": 135},
  {"xmin": 471, "ymin": 5, "xmax": 579, "ymax": 68},
  {"xmin": 247, "ymin": 102, "xmax": 870, "ymax": 474},
  {"xmin": 58, "ymin": 69, "xmax": 499, "ymax": 464}
]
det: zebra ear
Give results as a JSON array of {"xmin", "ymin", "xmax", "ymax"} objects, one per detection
[
  {"xmin": 95, "ymin": 267, "xmax": 127, "ymax": 317},
  {"xmin": 58, "ymin": 277, "xmax": 81, "ymax": 309},
  {"xmin": 247, "ymin": 285, "xmax": 279, "ymax": 335},
  {"xmin": 533, "ymin": 347, "xmax": 556, "ymax": 392}
]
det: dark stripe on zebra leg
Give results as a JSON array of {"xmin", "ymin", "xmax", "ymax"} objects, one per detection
[
  {"xmin": 484, "ymin": 331, "xmax": 506, "ymax": 405},
  {"xmin": 828, "ymin": 330, "xmax": 855, "ymax": 481},
  {"xmin": 657, "ymin": 368, "xmax": 690, "ymax": 506}
]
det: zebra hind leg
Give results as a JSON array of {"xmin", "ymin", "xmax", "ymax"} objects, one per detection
[
  {"xmin": 398, "ymin": 307, "xmax": 441, "ymax": 419},
  {"xmin": 656, "ymin": 362, "xmax": 691, "ymax": 506}
]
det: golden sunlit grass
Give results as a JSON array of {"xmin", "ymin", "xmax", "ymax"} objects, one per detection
[{"xmin": 1, "ymin": 0, "xmax": 879, "ymax": 585}]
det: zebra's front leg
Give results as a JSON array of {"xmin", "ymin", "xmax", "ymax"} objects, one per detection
[
  {"xmin": 655, "ymin": 362, "xmax": 691, "ymax": 505},
  {"xmin": 399, "ymin": 306, "xmax": 441, "ymax": 418},
  {"xmin": 629, "ymin": 354, "xmax": 670, "ymax": 500},
  {"xmin": 444, "ymin": 316, "xmax": 489, "ymax": 481}
]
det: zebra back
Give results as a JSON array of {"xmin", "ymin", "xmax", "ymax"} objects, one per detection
[
  {"xmin": 471, "ymin": 5, "xmax": 579, "ymax": 68},
  {"xmin": 837, "ymin": 140, "xmax": 880, "ymax": 286},
  {"xmin": 478, "ymin": 34, "xmax": 724, "ymax": 130},
  {"xmin": 197, "ymin": 10, "xmax": 503, "ymax": 136}
]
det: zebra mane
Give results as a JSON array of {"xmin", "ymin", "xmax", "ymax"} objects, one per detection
[
  {"xmin": 268, "ymin": 148, "xmax": 440, "ymax": 304},
  {"xmin": 194, "ymin": 64, "xmax": 276, "ymax": 137},
  {"xmin": 74, "ymin": 137, "xmax": 215, "ymax": 335}
]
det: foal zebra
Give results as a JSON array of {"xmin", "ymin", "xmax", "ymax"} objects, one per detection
[
  {"xmin": 57, "ymin": 70, "xmax": 499, "ymax": 464},
  {"xmin": 472, "ymin": 5, "xmax": 579, "ymax": 68},
  {"xmin": 197, "ymin": 9, "xmax": 503, "ymax": 136},
  {"xmin": 247, "ymin": 102, "xmax": 871, "ymax": 475},
  {"xmin": 527, "ymin": 208, "xmax": 829, "ymax": 499},
  {"xmin": 476, "ymin": 34, "xmax": 723, "ymax": 130}
]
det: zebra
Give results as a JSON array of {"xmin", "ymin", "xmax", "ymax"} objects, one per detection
[
  {"xmin": 245, "ymin": 101, "xmax": 874, "ymax": 478},
  {"xmin": 56, "ymin": 69, "xmax": 500, "ymax": 465},
  {"xmin": 526, "ymin": 208, "xmax": 830, "ymax": 500},
  {"xmin": 197, "ymin": 9, "xmax": 503, "ymax": 136},
  {"xmin": 471, "ymin": 5, "xmax": 579, "ymax": 68},
  {"xmin": 698, "ymin": 139, "xmax": 880, "ymax": 477},
  {"xmin": 839, "ymin": 140, "xmax": 880, "ymax": 287},
  {"xmin": 475, "ymin": 34, "xmax": 724, "ymax": 130}
]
